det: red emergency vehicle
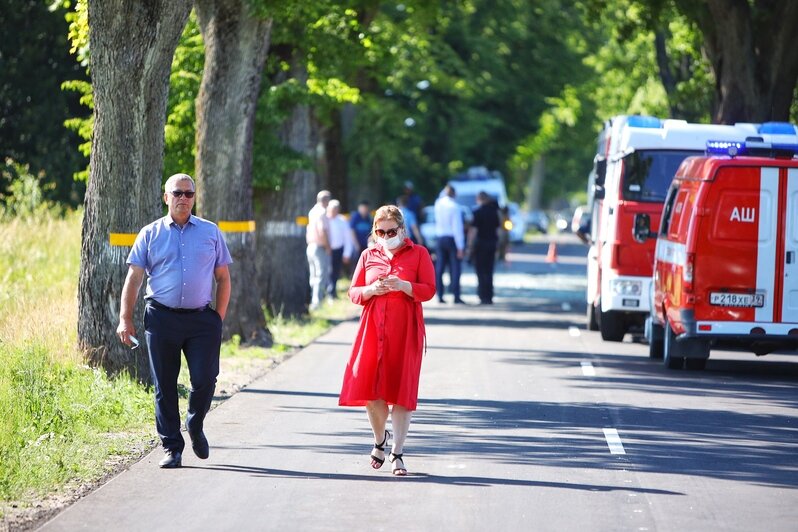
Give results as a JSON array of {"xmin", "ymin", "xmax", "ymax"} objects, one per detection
[
  {"xmin": 642, "ymin": 128, "xmax": 798, "ymax": 369},
  {"xmin": 586, "ymin": 116, "xmax": 760, "ymax": 341}
]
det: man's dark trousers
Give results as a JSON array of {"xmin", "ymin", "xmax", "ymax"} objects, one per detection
[
  {"xmin": 435, "ymin": 235, "xmax": 461, "ymax": 300},
  {"xmin": 474, "ymin": 238, "xmax": 497, "ymax": 303},
  {"xmin": 144, "ymin": 303, "xmax": 222, "ymax": 453}
]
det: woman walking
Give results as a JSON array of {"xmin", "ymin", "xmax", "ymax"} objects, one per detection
[{"xmin": 339, "ymin": 205, "xmax": 436, "ymax": 476}]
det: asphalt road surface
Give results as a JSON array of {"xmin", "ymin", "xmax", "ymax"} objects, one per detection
[{"xmin": 41, "ymin": 234, "xmax": 798, "ymax": 531}]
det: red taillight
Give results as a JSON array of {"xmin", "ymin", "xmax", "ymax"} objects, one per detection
[{"xmin": 683, "ymin": 252, "xmax": 695, "ymax": 293}]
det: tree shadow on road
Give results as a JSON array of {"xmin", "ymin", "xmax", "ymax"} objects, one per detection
[
  {"xmin": 241, "ymin": 387, "xmax": 798, "ymax": 490},
  {"xmin": 185, "ymin": 463, "xmax": 682, "ymax": 494}
]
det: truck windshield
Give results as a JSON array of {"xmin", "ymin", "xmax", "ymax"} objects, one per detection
[{"xmin": 621, "ymin": 150, "xmax": 699, "ymax": 202}]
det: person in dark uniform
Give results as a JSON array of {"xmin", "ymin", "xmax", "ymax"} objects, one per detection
[
  {"xmin": 468, "ymin": 191, "xmax": 501, "ymax": 304},
  {"xmin": 117, "ymin": 173, "xmax": 232, "ymax": 469}
]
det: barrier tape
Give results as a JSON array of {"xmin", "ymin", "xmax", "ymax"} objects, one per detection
[
  {"xmin": 109, "ymin": 233, "xmax": 138, "ymax": 246},
  {"xmin": 295, "ymin": 216, "xmax": 308, "ymax": 226},
  {"xmin": 218, "ymin": 220, "xmax": 256, "ymax": 233}
]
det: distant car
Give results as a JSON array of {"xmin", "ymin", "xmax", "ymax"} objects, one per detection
[
  {"xmin": 506, "ymin": 202, "xmax": 527, "ymax": 242},
  {"xmin": 419, "ymin": 204, "xmax": 471, "ymax": 252},
  {"xmin": 554, "ymin": 209, "xmax": 574, "ymax": 232},
  {"xmin": 419, "ymin": 206, "xmax": 437, "ymax": 250},
  {"xmin": 571, "ymin": 205, "xmax": 591, "ymax": 244},
  {"xmin": 526, "ymin": 209, "xmax": 549, "ymax": 233}
]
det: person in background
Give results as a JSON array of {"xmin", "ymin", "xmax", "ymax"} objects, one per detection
[
  {"xmin": 398, "ymin": 195, "xmax": 423, "ymax": 245},
  {"xmin": 339, "ymin": 205, "xmax": 436, "ymax": 476},
  {"xmin": 326, "ymin": 199, "xmax": 355, "ymax": 300},
  {"xmin": 349, "ymin": 200, "xmax": 373, "ymax": 258},
  {"xmin": 468, "ymin": 191, "xmax": 501, "ymax": 305},
  {"xmin": 306, "ymin": 190, "xmax": 332, "ymax": 311},
  {"xmin": 434, "ymin": 184, "xmax": 465, "ymax": 304},
  {"xmin": 399, "ymin": 180, "xmax": 423, "ymax": 223},
  {"xmin": 116, "ymin": 173, "xmax": 232, "ymax": 469}
]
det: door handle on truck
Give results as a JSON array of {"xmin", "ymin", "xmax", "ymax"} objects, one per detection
[{"xmin": 788, "ymin": 251, "xmax": 795, "ymax": 264}]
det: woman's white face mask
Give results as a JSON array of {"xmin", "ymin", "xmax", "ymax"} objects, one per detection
[{"xmin": 377, "ymin": 231, "xmax": 404, "ymax": 250}]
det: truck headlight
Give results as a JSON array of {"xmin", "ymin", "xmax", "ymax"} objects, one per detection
[{"xmin": 612, "ymin": 280, "xmax": 642, "ymax": 296}]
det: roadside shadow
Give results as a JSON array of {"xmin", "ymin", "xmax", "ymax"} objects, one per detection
[
  {"xmin": 185, "ymin": 464, "xmax": 682, "ymax": 494},
  {"xmin": 238, "ymin": 388, "xmax": 798, "ymax": 489}
]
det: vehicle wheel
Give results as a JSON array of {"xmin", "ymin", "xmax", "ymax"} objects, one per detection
[
  {"xmin": 586, "ymin": 302, "xmax": 599, "ymax": 331},
  {"xmin": 599, "ymin": 309, "xmax": 625, "ymax": 342},
  {"xmin": 663, "ymin": 320, "xmax": 685, "ymax": 369},
  {"xmin": 685, "ymin": 358, "xmax": 707, "ymax": 370},
  {"xmin": 648, "ymin": 321, "xmax": 664, "ymax": 359}
]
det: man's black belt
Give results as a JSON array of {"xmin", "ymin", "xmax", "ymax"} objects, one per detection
[{"xmin": 147, "ymin": 299, "xmax": 209, "ymax": 313}]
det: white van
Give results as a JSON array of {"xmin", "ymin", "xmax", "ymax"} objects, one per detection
[{"xmin": 445, "ymin": 166, "xmax": 508, "ymax": 212}]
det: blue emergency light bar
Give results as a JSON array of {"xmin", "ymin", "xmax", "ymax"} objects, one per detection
[
  {"xmin": 626, "ymin": 115, "xmax": 662, "ymax": 129},
  {"xmin": 706, "ymin": 138, "xmax": 798, "ymax": 158},
  {"xmin": 758, "ymin": 122, "xmax": 798, "ymax": 135}
]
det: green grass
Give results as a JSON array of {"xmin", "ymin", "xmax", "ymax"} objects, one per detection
[{"xmin": 0, "ymin": 211, "xmax": 358, "ymax": 512}]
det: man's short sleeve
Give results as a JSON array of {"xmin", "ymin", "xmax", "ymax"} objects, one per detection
[
  {"xmin": 215, "ymin": 227, "xmax": 234, "ymax": 267},
  {"xmin": 126, "ymin": 227, "xmax": 149, "ymax": 268}
]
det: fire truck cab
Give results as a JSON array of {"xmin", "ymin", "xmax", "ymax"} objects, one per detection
[
  {"xmin": 642, "ymin": 126, "xmax": 798, "ymax": 369},
  {"xmin": 586, "ymin": 116, "xmax": 760, "ymax": 341}
]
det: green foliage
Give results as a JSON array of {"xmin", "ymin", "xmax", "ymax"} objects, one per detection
[
  {"xmin": 0, "ymin": 0, "xmax": 88, "ymax": 205},
  {"xmin": 164, "ymin": 14, "xmax": 204, "ymax": 179},
  {"xmin": 0, "ymin": 160, "xmax": 60, "ymax": 220}
]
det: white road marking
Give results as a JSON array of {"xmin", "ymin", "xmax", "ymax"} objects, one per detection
[
  {"xmin": 603, "ymin": 428, "xmax": 626, "ymax": 454},
  {"xmin": 580, "ymin": 361, "xmax": 596, "ymax": 376},
  {"xmin": 568, "ymin": 326, "xmax": 581, "ymax": 337}
]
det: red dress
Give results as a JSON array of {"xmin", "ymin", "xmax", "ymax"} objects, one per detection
[{"xmin": 339, "ymin": 239, "xmax": 436, "ymax": 411}]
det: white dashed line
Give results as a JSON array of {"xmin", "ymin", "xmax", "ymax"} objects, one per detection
[
  {"xmin": 580, "ymin": 361, "xmax": 596, "ymax": 376},
  {"xmin": 568, "ymin": 326, "xmax": 581, "ymax": 337},
  {"xmin": 603, "ymin": 428, "xmax": 626, "ymax": 454}
]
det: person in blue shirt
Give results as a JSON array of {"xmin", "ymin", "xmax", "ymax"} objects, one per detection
[
  {"xmin": 349, "ymin": 200, "xmax": 374, "ymax": 256},
  {"xmin": 117, "ymin": 173, "xmax": 232, "ymax": 469}
]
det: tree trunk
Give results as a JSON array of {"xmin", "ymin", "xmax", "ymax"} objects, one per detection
[
  {"xmin": 255, "ymin": 56, "xmax": 323, "ymax": 318},
  {"xmin": 321, "ymin": 110, "xmax": 349, "ymax": 208},
  {"xmin": 78, "ymin": 0, "xmax": 192, "ymax": 382},
  {"xmin": 194, "ymin": 0, "xmax": 272, "ymax": 346},
  {"xmin": 697, "ymin": 0, "xmax": 798, "ymax": 123}
]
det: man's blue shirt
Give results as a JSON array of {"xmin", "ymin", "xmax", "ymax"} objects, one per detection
[{"xmin": 127, "ymin": 214, "xmax": 233, "ymax": 309}]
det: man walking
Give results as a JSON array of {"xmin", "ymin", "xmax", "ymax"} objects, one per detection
[
  {"xmin": 117, "ymin": 173, "xmax": 232, "ymax": 468},
  {"xmin": 306, "ymin": 190, "xmax": 332, "ymax": 310},
  {"xmin": 434, "ymin": 184, "xmax": 465, "ymax": 304},
  {"xmin": 469, "ymin": 191, "xmax": 501, "ymax": 304}
]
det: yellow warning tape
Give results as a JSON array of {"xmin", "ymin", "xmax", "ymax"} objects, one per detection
[
  {"xmin": 295, "ymin": 216, "xmax": 309, "ymax": 226},
  {"xmin": 109, "ymin": 233, "xmax": 138, "ymax": 247},
  {"xmin": 218, "ymin": 220, "xmax": 256, "ymax": 233}
]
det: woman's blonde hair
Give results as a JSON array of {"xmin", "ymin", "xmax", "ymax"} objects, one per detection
[{"xmin": 372, "ymin": 205, "xmax": 404, "ymax": 232}]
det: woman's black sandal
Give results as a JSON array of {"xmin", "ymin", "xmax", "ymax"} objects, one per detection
[
  {"xmin": 370, "ymin": 430, "xmax": 390, "ymax": 469},
  {"xmin": 390, "ymin": 452, "xmax": 407, "ymax": 476}
]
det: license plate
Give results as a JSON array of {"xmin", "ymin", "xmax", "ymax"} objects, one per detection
[{"xmin": 709, "ymin": 292, "xmax": 765, "ymax": 307}]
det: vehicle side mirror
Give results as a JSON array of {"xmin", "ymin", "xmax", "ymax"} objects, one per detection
[
  {"xmin": 633, "ymin": 213, "xmax": 653, "ymax": 242},
  {"xmin": 592, "ymin": 184, "xmax": 605, "ymax": 200}
]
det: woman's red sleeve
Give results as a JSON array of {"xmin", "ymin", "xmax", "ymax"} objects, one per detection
[
  {"xmin": 411, "ymin": 247, "xmax": 436, "ymax": 302},
  {"xmin": 348, "ymin": 252, "xmax": 368, "ymax": 306}
]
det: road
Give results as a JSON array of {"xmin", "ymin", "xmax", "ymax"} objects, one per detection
[{"xmin": 41, "ymin": 235, "xmax": 798, "ymax": 531}]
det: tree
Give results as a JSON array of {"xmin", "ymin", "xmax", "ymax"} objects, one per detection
[
  {"xmin": 194, "ymin": 0, "xmax": 273, "ymax": 345},
  {"xmin": 594, "ymin": 0, "xmax": 798, "ymax": 123},
  {"xmin": 78, "ymin": 0, "xmax": 192, "ymax": 379}
]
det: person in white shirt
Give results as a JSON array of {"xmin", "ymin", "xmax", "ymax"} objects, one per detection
[
  {"xmin": 307, "ymin": 190, "xmax": 332, "ymax": 310},
  {"xmin": 434, "ymin": 184, "xmax": 465, "ymax": 304},
  {"xmin": 326, "ymin": 199, "xmax": 355, "ymax": 299}
]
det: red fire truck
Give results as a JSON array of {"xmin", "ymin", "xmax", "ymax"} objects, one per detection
[
  {"xmin": 586, "ymin": 116, "xmax": 760, "ymax": 341},
  {"xmin": 640, "ymin": 127, "xmax": 798, "ymax": 369}
]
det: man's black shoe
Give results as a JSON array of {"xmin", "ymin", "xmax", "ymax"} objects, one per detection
[
  {"xmin": 158, "ymin": 450, "xmax": 182, "ymax": 468},
  {"xmin": 189, "ymin": 430, "xmax": 210, "ymax": 459},
  {"xmin": 453, "ymin": 298, "xmax": 467, "ymax": 305}
]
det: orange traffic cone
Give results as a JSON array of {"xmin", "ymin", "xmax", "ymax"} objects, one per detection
[{"xmin": 545, "ymin": 242, "xmax": 558, "ymax": 263}]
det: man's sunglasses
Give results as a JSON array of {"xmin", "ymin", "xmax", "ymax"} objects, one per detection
[
  {"xmin": 374, "ymin": 227, "xmax": 400, "ymax": 238},
  {"xmin": 170, "ymin": 190, "xmax": 195, "ymax": 198}
]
